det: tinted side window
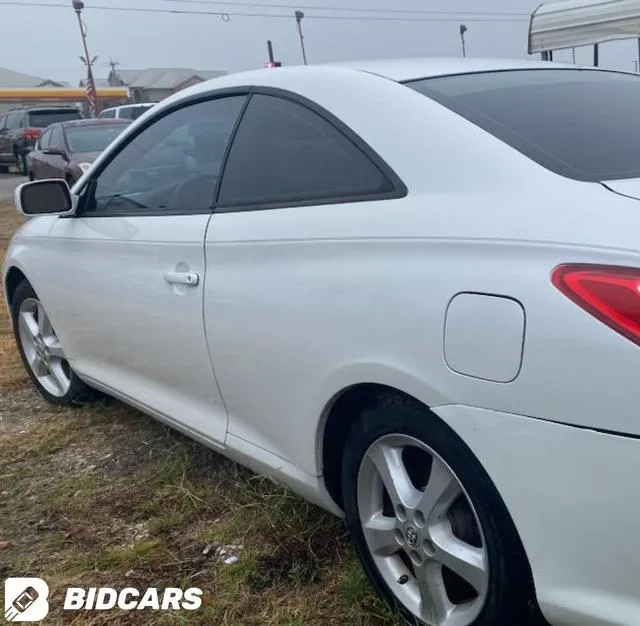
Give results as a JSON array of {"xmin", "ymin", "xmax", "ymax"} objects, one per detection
[
  {"xmin": 118, "ymin": 107, "xmax": 135, "ymax": 120},
  {"xmin": 119, "ymin": 106, "xmax": 149, "ymax": 120},
  {"xmin": 0, "ymin": 115, "xmax": 6, "ymax": 129},
  {"xmin": 39, "ymin": 128, "xmax": 52, "ymax": 150},
  {"xmin": 6, "ymin": 112, "xmax": 21, "ymax": 129},
  {"xmin": 131, "ymin": 106, "xmax": 152, "ymax": 120},
  {"xmin": 217, "ymin": 94, "xmax": 394, "ymax": 208},
  {"xmin": 87, "ymin": 95, "xmax": 246, "ymax": 215},
  {"xmin": 48, "ymin": 126, "xmax": 62, "ymax": 149},
  {"xmin": 99, "ymin": 109, "xmax": 116, "ymax": 119}
]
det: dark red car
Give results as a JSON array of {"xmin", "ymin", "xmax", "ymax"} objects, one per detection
[{"xmin": 27, "ymin": 118, "xmax": 130, "ymax": 184}]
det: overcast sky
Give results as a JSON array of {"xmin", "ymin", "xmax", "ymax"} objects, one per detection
[{"xmin": 1, "ymin": 0, "xmax": 639, "ymax": 83}]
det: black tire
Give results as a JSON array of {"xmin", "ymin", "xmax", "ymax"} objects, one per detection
[
  {"xmin": 11, "ymin": 280, "xmax": 95, "ymax": 406},
  {"xmin": 341, "ymin": 396, "xmax": 540, "ymax": 626}
]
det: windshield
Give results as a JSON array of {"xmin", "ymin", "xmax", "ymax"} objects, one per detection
[
  {"xmin": 65, "ymin": 123, "xmax": 129, "ymax": 153},
  {"xmin": 27, "ymin": 110, "xmax": 82, "ymax": 128},
  {"xmin": 405, "ymin": 69, "xmax": 640, "ymax": 182}
]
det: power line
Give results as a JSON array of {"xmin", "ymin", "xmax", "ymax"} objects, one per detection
[
  {"xmin": 0, "ymin": 1, "xmax": 529, "ymax": 22},
  {"xmin": 162, "ymin": 0, "xmax": 529, "ymax": 18}
]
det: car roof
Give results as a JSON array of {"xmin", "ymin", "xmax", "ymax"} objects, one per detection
[
  {"xmin": 103, "ymin": 103, "xmax": 155, "ymax": 110},
  {"xmin": 159, "ymin": 56, "xmax": 604, "ymax": 111},
  {"xmin": 9, "ymin": 106, "xmax": 81, "ymax": 114},
  {"xmin": 59, "ymin": 119, "xmax": 130, "ymax": 129},
  {"xmin": 325, "ymin": 57, "xmax": 579, "ymax": 81}
]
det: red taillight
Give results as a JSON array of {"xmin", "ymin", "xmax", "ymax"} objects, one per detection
[
  {"xmin": 551, "ymin": 264, "xmax": 640, "ymax": 346},
  {"xmin": 22, "ymin": 128, "xmax": 41, "ymax": 141}
]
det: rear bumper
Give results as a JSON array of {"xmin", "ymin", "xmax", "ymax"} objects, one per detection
[{"xmin": 435, "ymin": 404, "xmax": 640, "ymax": 626}]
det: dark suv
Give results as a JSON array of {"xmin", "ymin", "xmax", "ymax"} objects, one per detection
[{"xmin": 0, "ymin": 107, "xmax": 84, "ymax": 174}]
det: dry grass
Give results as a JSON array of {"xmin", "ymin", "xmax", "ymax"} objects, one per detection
[
  {"xmin": 0, "ymin": 202, "xmax": 28, "ymax": 388},
  {"xmin": 0, "ymin": 199, "xmax": 400, "ymax": 625}
]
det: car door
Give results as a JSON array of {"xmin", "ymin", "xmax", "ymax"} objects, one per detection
[
  {"xmin": 29, "ymin": 126, "xmax": 53, "ymax": 179},
  {"xmin": 204, "ymin": 92, "xmax": 405, "ymax": 467},
  {"xmin": 39, "ymin": 94, "xmax": 248, "ymax": 443},
  {"xmin": 0, "ymin": 114, "xmax": 12, "ymax": 163},
  {"xmin": 44, "ymin": 125, "xmax": 68, "ymax": 179},
  {"xmin": 3, "ymin": 111, "xmax": 21, "ymax": 161}
]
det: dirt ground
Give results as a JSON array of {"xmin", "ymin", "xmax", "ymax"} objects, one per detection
[{"xmin": 0, "ymin": 201, "xmax": 399, "ymax": 625}]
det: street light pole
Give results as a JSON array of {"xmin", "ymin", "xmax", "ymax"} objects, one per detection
[
  {"xmin": 295, "ymin": 10, "xmax": 308, "ymax": 65},
  {"xmin": 72, "ymin": 0, "xmax": 98, "ymax": 117},
  {"xmin": 459, "ymin": 24, "xmax": 467, "ymax": 58}
]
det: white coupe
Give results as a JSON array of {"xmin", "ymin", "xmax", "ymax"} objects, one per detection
[{"xmin": 5, "ymin": 58, "xmax": 640, "ymax": 626}]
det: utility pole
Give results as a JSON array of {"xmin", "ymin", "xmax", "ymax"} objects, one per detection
[
  {"xmin": 264, "ymin": 40, "xmax": 282, "ymax": 68},
  {"xmin": 71, "ymin": 0, "xmax": 98, "ymax": 117},
  {"xmin": 294, "ymin": 10, "xmax": 308, "ymax": 65},
  {"xmin": 106, "ymin": 57, "xmax": 122, "ymax": 85},
  {"xmin": 459, "ymin": 24, "xmax": 467, "ymax": 58}
]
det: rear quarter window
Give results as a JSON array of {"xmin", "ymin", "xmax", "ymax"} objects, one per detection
[{"xmin": 405, "ymin": 69, "xmax": 640, "ymax": 182}]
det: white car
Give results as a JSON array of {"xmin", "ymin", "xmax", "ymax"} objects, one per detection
[
  {"xmin": 4, "ymin": 58, "xmax": 640, "ymax": 626},
  {"xmin": 97, "ymin": 102, "xmax": 156, "ymax": 121}
]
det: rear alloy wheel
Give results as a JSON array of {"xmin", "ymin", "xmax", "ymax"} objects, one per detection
[
  {"xmin": 12, "ymin": 280, "xmax": 95, "ymax": 406},
  {"xmin": 342, "ymin": 400, "xmax": 536, "ymax": 626}
]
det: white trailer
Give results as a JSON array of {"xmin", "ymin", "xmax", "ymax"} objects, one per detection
[{"xmin": 529, "ymin": 0, "xmax": 640, "ymax": 65}]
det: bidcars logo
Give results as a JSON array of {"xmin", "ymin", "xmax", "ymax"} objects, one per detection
[
  {"xmin": 63, "ymin": 587, "xmax": 203, "ymax": 611},
  {"xmin": 4, "ymin": 578, "xmax": 50, "ymax": 622},
  {"xmin": 4, "ymin": 578, "xmax": 203, "ymax": 621}
]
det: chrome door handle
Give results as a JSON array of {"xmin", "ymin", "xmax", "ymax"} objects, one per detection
[{"xmin": 164, "ymin": 271, "xmax": 200, "ymax": 287}]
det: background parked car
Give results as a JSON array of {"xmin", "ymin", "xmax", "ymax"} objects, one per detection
[
  {"xmin": 98, "ymin": 103, "xmax": 155, "ymax": 121},
  {"xmin": 27, "ymin": 119, "xmax": 130, "ymax": 185},
  {"xmin": 0, "ymin": 107, "xmax": 84, "ymax": 175}
]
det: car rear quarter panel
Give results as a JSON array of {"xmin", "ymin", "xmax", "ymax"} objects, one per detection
[
  {"xmin": 206, "ymin": 186, "xmax": 640, "ymax": 479},
  {"xmin": 199, "ymin": 69, "xmax": 640, "ymax": 476}
]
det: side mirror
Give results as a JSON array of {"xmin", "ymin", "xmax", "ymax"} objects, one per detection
[{"xmin": 15, "ymin": 180, "xmax": 76, "ymax": 217}]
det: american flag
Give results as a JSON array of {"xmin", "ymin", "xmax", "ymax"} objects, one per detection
[{"xmin": 85, "ymin": 66, "xmax": 98, "ymax": 117}]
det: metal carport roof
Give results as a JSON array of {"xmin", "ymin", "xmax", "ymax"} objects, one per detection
[{"xmin": 529, "ymin": 0, "xmax": 640, "ymax": 53}]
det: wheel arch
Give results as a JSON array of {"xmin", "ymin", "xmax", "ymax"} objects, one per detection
[
  {"xmin": 320, "ymin": 383, "xmax": 432, "ymax": 510},
  {"xmin": 4, "ymin": 266, "xmax": 28, "ymax": 309}
]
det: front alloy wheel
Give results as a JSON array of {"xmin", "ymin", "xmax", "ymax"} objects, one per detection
[
  {"xmin": 342, "ymin": 398, "xmax": 537, "ymax": 626},
  {"xmin": 12, "ymin": 280, "xmax": 95, "ymax": 406},
  {"xmin": 17, "ymin": 297, "xmax": 71, "ymax": 398}
]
